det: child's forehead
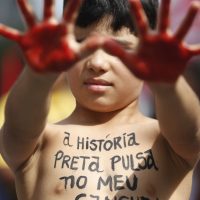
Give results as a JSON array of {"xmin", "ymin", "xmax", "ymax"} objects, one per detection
[
  {"xmin": 75, "ymin": 24, "xmax": 138, "ymax": 49},
  {"xmin": 75, "ymin": 16, "xmax": 135, "ymax": 39}
]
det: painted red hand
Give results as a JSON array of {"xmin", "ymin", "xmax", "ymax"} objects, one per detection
[
  {"xmin": 0, "ymin": 0, "xmax": 100, "ymax": 72},
  {"xmin": 103, "ymin": 0, "xmax": 200, "ymax": 82}
]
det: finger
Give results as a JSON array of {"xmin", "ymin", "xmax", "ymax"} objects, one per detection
[
  {"xmin": 44, "ymin": 0, "xmax": 54, "ymax": 21},
  {"xmin": 102, "ymin": 38, "xmax": 133, "ymax": 62},
  {"xmin": 158, "ymin": 0, "xmax": 171, "ymax": 33},
  {"xmin": 0, "ymin": 24, "xmax": 22, "ymax": 42},
  {"xmin": 174, "ymin": 1, "xmax": 200, "ymax": 42},
  {"xmin": 102, "ymin": 37, "xmax": 139, "ymax": 77},
  {"xmin": 79, "ymin": 35, "xmax": 105, "ymax": 58},
  {"xmin": 187, "ymin": 44, "xmax": 200, "ymax": 56},
  {"xmin": 129, "ymin": 0, "xmax": 149, "ymax": 37},
  {"xmin": 17, "ymin": 0, "xmax": 36, "ymax": 28},
  {"xmin": 63, "ymin": 0, "xmax": 82, "ymax": 24}
]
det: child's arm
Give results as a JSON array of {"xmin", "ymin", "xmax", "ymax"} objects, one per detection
[
  {"xmin": 103, "ymin": 0, "xmax": 200, "ymax": 166},
  {"xmin": 149, "ymin": 77, "xmax": 200, "ymax": 167},
  {"xmin": 0, "ymin": 0, "xmax": 102, "ymax": 171}
]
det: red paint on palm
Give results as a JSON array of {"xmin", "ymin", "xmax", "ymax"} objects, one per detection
[
  {"xmin": 19, "ymin": 23, "xmax": 77, "ymax": 72},
  {"xmin": 130, "ymin": 35, "xmax": 191, "ymax": 82},
  {"xmin": 104, "ymin": 0, "xmax": 200, "ymax": 83},
  {"xmin": 0, "ymin": 0, "xmax": 99, "ymax": 73}
]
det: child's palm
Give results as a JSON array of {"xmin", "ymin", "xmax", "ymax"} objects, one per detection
[
  {"xmin": 20, "ymin": 22, "xmax": 76, "ymax": 72},
  {"xmin": 103, "ymin": 0, "xmax": 200, "ymax": 82},
  {"xmin": 135, "ymin": 33, "xmax": 191, "ymax": 82},
  {"xmin": 0, "ymin": 0, "xmax": 99, "ymax": 72}
]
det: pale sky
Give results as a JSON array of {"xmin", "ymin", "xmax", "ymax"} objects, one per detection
[{"xmin": 29, "ymin": 0, "xmax": 64, "ymax": 20}]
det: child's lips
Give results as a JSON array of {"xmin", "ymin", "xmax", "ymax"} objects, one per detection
[
  {"xmin": 84, "ymin": 78, "xmax": 113, "ymax": 92},
  {"xmin": 84, "ymin": 78, "xmax": 113, "ymax": 86}
]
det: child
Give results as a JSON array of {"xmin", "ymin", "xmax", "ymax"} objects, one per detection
[{"xmin": 0, "ymin": 0, "xmax": 200, "ymax": 199}]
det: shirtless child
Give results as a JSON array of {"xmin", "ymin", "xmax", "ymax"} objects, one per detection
[{"xmin": 0, "ymin": 0, "xmax": 200, "ymax": 199}]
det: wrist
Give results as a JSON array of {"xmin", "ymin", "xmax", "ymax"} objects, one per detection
[
  {"xmin": 147, "ymin": 77, "xmax": 181, "ymax": 94},
  {"xmin": 25, "ymin": 67, "xmax": 60, "ymax": 86}
]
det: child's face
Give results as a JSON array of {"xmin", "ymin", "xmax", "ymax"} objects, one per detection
[{"xmin": 67, "ymin": 17, "xmax": 143, "ymax": 112}]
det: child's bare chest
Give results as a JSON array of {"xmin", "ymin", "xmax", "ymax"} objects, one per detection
[
  {"xmin": 39, "ymin": 129, "xmax": 162, "ymax": 200},
  {"xmin": 18, "ymin": 127, "xmax": 191, "ymax": 200}
]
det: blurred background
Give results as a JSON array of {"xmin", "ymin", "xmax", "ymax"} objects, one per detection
[{"xmin": 0, "ymin": 0, "xmax": 200, "ymax": 199}]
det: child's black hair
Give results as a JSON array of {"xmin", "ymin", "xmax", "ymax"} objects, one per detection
[{"xmin": 64, "ymin": 0, "xmax": 158, "ymax": 32}]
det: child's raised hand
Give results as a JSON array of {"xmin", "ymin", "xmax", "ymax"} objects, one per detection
[
  {"xmin": 0, "ymin": 0, "xmax": 100, "ymax": 73},
  {"xmin": 103, "ymin": 0, "xmax": 200, "ymax": 82}
]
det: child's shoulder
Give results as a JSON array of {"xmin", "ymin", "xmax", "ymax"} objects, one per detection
[
  {"xmin": 129, "ymin": 116, "xmax": 161, "ymax": 141},
  {"xmin": 133, "ymin": 115, "xmax": 160, "ymax": 132}
]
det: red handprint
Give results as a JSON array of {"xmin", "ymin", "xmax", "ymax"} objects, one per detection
[
  {"xmin": 0, "ymin": 0, "xmax": 101, "ymax": 72},
  {"xmin": 103, "ymin": 0, "xmax": 200, "ymax": 82}
]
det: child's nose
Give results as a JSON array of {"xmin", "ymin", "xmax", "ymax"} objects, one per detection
[{"xmin": 86, "ymin": 50, "xmax": 110, "ymax": 73}]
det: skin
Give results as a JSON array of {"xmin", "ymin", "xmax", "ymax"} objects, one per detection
[{"xmin": 0, "ymin": 0, "xmax": 200, "ymax": 200}]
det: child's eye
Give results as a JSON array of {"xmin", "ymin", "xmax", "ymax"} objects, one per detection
[{"xmin": 76, "ymin": 38, "xmax": 85, "ymax": 43}]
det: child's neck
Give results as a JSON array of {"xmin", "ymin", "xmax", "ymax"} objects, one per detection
[{"xmin": 67, "ymin": 100, "xmax": 144, "ymax": 126}]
